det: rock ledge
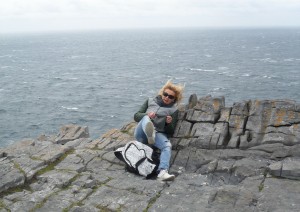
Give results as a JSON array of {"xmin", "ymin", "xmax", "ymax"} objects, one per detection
[{"xmin": 0, "ymin": 95, "xmax": 299, "ymax": 212}]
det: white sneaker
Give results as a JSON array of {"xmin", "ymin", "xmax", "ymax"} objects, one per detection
[
  {"xmin": 157, "ymin": 170, "xmax": 175, "ymax": 181},
  {"xmin": 145, "ymin": 121, "xmax": 155, "ymax": 145}
]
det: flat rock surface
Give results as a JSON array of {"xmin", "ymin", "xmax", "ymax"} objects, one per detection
[{"xmin": 1, "ymin": 96, "xmax": 300, "ymax": 211}]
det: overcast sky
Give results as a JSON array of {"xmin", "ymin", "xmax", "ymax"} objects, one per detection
[{"xmin": 1, "ymin": 0, "xmax": 300, "ymax": 33}]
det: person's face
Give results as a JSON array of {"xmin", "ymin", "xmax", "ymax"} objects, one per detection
[{"xmin": 162, "ymin": 88, "xmax": 176, "ymax": 105}]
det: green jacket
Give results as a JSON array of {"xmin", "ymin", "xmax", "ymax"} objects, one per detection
[{"xmin": 134, "ymin": 99, "xmax": 179, "ymax": 136}]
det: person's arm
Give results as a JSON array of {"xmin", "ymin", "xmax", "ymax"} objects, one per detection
[
  {"xmin": 134, "ymin": 100, "xmax": 149, "ymax": 122},
  {"xmin": 164, "ymin": 110, "xmax": 179, "ymax": 135}
]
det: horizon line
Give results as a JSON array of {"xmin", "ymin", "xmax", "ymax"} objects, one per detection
[{"xmin": 1, "ymin": 25, "xmax": 300, "ymax": 35}]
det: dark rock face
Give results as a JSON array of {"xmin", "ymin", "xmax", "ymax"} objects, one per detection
[
  {"xmin": 174, "ymin": 95, "xmax": 300, "ymax": 149},
  {"xmin": 0, "ymin": 96, "xmax": 299, "ymax": 211}
]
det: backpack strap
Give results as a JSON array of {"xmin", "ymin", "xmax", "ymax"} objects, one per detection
[{"xmin": 114, "ymin": 147, "xmax": 126, "ymax": 163}]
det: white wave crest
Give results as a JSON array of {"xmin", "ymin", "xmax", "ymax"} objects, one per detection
[
  {"xmin": 189, "ymin": 68, "xmax": 202, "ymax": 71},
  {"xmin": 189, "ymin": 68, "xmax": 215, "ymax": 72},
  {"xmin": 203, "ymin": 69, "xmax": 216, "ymax": 72},
  {"xmin": 61, "ymin": 106, "xmax": 78, "ymax": 110},
  {"xmin": 0, "ymin": 55, "xmax": 13, "ymax": 58},
  {"xmin": 218, "ymin": 67, "xmax": 229, "ymax": 70},
  {"xmin": 260, "ymin": 58, "xmax": 278, "ymax": 63},
  {"xmin": 283, "ymin": 58, "xmax": 294, "ymax": 62}
]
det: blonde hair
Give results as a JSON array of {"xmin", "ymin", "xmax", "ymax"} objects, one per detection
[{"xmin": 158, "ymin": 80, "xmax": 185, "ymax": 104}]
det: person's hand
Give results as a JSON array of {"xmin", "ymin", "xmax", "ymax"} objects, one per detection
[
  {"xmin": 166, "ymin": 116, "xmax": 172, "ymax": 124},
  {"xmin": 148, "ymin": 112, "xmax": 156, "ymax": 119}
]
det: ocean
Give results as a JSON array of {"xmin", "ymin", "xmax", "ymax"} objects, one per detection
[{"xmin": 1, "ymin": 28, "xmax": 300, "ymax": 147}]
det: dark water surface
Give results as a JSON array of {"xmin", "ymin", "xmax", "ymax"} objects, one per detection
[{"xmin": 1, "ymin": 28, "xmax": 300, "ymax": 147}]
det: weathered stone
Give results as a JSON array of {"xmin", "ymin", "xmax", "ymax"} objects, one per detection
[
  {"xmin": 227, "ymin": 135, "xmax": 240, "ymax": 149},
  {"xmin": 64, "ymin": 138, "xmax": 93, "ymax": 149},
  {"xmin": 55, "ymin": 124, "xmax": 89, "ymax": 144},
  {"xmin": 85, "ymin": 156, "xmax": 112, "ymax": 174},
  {"xmin": 71, "ymin": 172, "xmax": 96, "ymax": 188},
  {"xmin": 82, "ymin": 186, "xmax": 151, "ymax": 211},
  {"xmin": 229, "ymin": 115, "xmax": 247, "ymax": 135},
  {"xmin": 120, "ymin": 121, "xmax": 136, "ymax": 136},
  {"xmin": 231, "ymin": 101, "xmax": 250, "ymax": 116},
  {"xmin": 207, "ymin": 186, "xmax": 258, "ymax": 211},
  {"xmin": 216, "ymin": 159, "xmax": 235, "ymax": 173},
  {"xmin": 184, "ymin": 149, "xmax": 209, "ymax": 172},
  {"xmin": 270, "ymin": 147, "xmax": 292, "ymax": 161},
  {"xmin": 232, "ymin": 158, "xmax": 268, "ymax": 178},
  {"xmin": 257, "ymin": 177, "xmax": 300, "ymax": 211},
  {"xmin": 218, "ymin": 107, "xmax": 231, "ymax": 122},
  {"xmin": 262, "ymin": 132, "xmax": 293, "ymax": 146},
  {"xmin": 265, "ymin": 125, "xmax": 300, "ymax": 145},
  {"xmin": 249, "ymin": 143, "xmax": 286, "ymax": 153},
  {"xmin": 281, "ymin": 158, "xmax": 300, "ymax": 180},
  {"xmin": 55, "ymin": 154, "xmax": 85, "ymax": 173},
  {"xmin": 36, "ymin": 170, "xmax": 78, "ymax": 189},
  {"xmin": 190, "ymin": 137, "xmax": 210, "ymax": 149},
  {"xmin": 2, "ymin": 190, "xmax": 36, "ymax": 212},
  {"xmin": 188, "ymin": 96, "xmax": 225, "ymax": 124},
  {"xmin": 290, "ymin": 144, "xmax": 300, "ymax": 157},
  {"xmin": 213, "ymin": 122, "xmax": 229, "ymax": 148},
  {"xmin": 35, "ymin": 186, "xmax": 93, "ymax": 212},
  {"xmin": 186, "ymin": 109, "xmax": 220, "ymax": 123},
  {"xmin": 74, "ymin": 149, "xmax": 101, "ymax": 165},
  {"xmin": 248, "ymin": 99, "xmax": 272, "ymax": 116},
  {"xmin": 31, "ymin": 141, "xmax": 71, "ymax": 163},
  {"xmin": 69, "ymin": 205, "xmax": 99, "ymax": 212},
  {"xmin": 268, "ymin": 158, "xmax": 300, "ymax": 180},
  {"xmin": 268, "ymin": 107, "xmax": 295, "ymax": 127},
  {"xmin": 149, "ymin": 173, "xmax": 211, "ymax": 212},
  {"xmin": 194, "ymin": 95, "xmax": 225, "ymax": 114},
  {"xmin": 296, "ymin": 103, "xmax": 300, "ymax": 112},
  {"xmin": 177, "ymin": 109, "xmax": 186, "ymax": 120},
  {"xmin": 217, "ymin": 149, "xmax": 249, "ymax": 160},
  {"xmin": 106, "ymin": 174, "xmax": 163, "ymax": 196},
  {"xmin": 173, "ymin": 120, "xmax": 192, "ymax": 138},
  {"xmin": 2, "ymin": 139, "xmax": 35, "ymax": 157},
  {"xmin": 247, "ymin": 113, "xmax": 269, "ymax": 134},
  {"xmin": 172, "ymin": 148, "xmax": 191, "ymax": 168},
  {"xmin": 292, "ymin": 124, "xmax": 300, "ymax": 141},
  {"xmin": 191, "ymin": 122, "xmax": 214, "ymax": 137},
  {"xmin": 197, "ymin": 159, "xmax": 218, "ymax": 174},
  {"xmin": 187, "ymin": 93, "xmax": 198, "ymax": 109},
  {"xmin": 12, "ymin": 156, "xmax": 46, "ymax": 180},
  {"xmin": 176, "ymin": 138, "xmax": 190, "ymax": 149},
  {"xmin": 0, "ymin": 158, "xmax": 25, "ymax": 193},
  {"xmin": 29, "ymin": 182, "xmax": 60, "ymax": 201},
  {"xmin": 268, "ymin": 161, "xmax": 282, "ymax": 177},
  {"xmin": 239, "ymin": 131, "xmax": 250, "ymax": 149}
]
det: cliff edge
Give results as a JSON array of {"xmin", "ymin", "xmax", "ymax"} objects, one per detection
[{"xmin": 1, "ymin": 95, "xmax": 300, "ymax": 211}]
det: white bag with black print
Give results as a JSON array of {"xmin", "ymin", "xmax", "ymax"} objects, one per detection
[{"xmin": 114, "ymin": 141, "xmax": 159, "ymax": 178}]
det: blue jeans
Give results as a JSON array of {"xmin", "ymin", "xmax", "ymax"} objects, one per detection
[{"xmin": 134, "ymin": 116, "xmax": 172, "ymax": 171}]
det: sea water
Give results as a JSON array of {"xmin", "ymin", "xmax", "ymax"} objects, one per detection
[{"xmin": 1, "ymin": 28, "xmax": 300, "ymax": 147}]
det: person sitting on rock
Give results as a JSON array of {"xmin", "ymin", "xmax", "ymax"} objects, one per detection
[{"xmin": 134, "ymin": 80, "xmax": 184, "ymax": 181}]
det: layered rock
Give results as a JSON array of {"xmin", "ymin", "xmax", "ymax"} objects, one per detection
[
  {"xmin": 175, "ymin": 95, "xmax": 300, "ymax": 149},
  {"xmin": 0, "ymin": 96, "xmax": 300, "ymax": 212}
]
